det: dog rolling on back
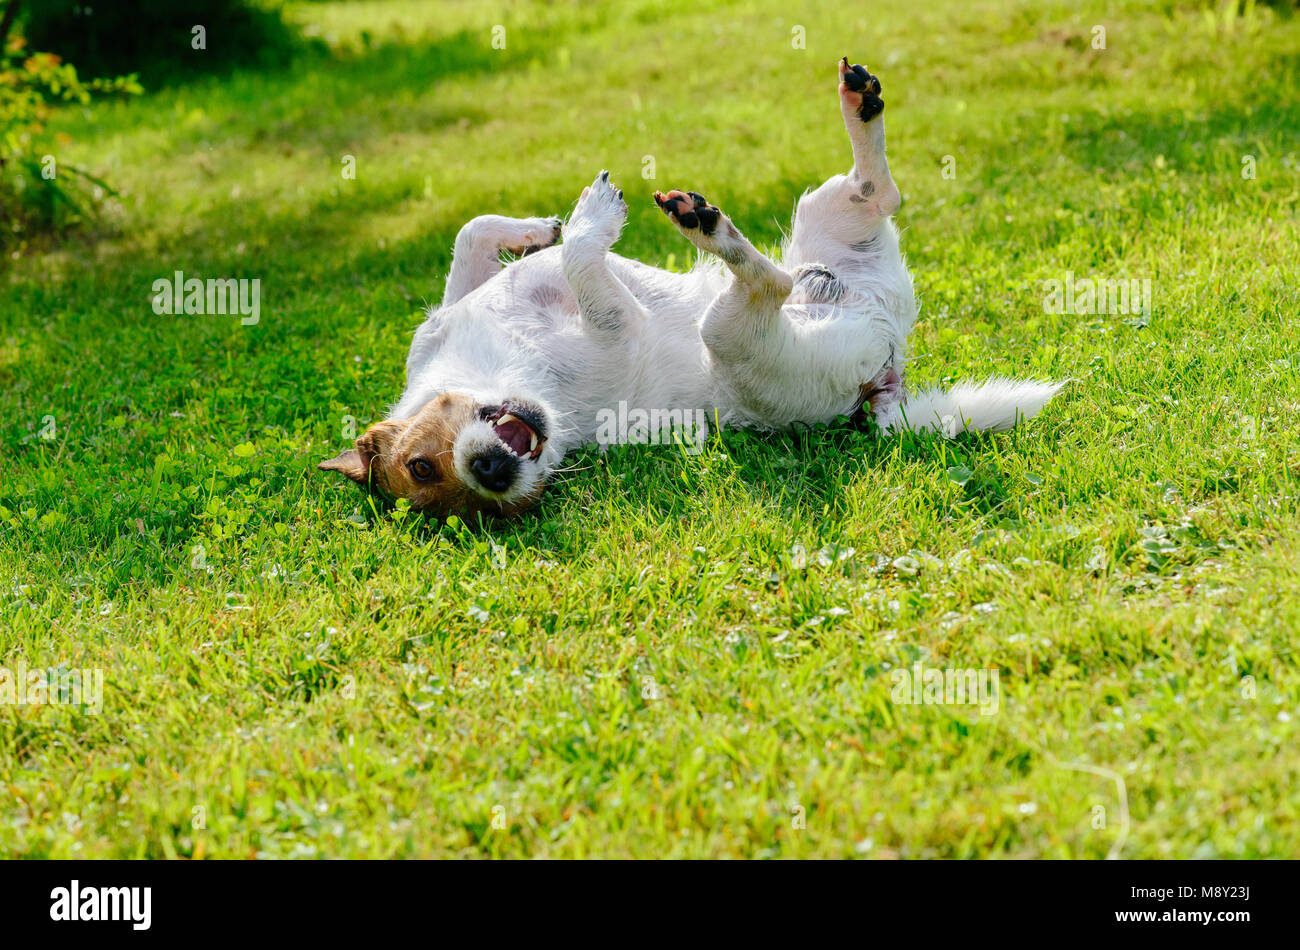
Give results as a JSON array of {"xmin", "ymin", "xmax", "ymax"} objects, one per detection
[{"xmin": 321, "ymin": 57, "xmax": 1061, "ymax": 519}]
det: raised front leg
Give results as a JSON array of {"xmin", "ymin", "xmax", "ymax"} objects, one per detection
[
  {"xmin": 442, "ymin": 214, "xmax": 562, "ymax": 306},
  {"xmin": 561, "ymin": 171, "xmax": 646, "ymax": 341}
]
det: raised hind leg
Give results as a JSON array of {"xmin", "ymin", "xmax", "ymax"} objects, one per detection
[
  {"xmin": 786, "ymin": 58, "xmax": 901, "ymax": 268},
  {"xmin": 781, "ymin": 58, "xmax": 914, "ymax": 427},
  {"xmin": 656, "ymin": 187, "xmax": 890, "ymax": 424},
  {"xmin": 653, "ymin": 189, "xmax": 792, "ymax": 366}
]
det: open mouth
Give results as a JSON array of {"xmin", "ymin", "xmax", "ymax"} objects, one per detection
[{"xmin": 485, "ymin": 404, "xmax": 547, "ymax": 460}]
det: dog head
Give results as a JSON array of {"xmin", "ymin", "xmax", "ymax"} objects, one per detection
[{"xmin": 319, "ymin": 392, "xmax": 553, "ymax": 520}]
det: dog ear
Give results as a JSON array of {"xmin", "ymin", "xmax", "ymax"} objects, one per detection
[
  {"xmin": 318, "ymin": 420, "xmax": 405, "ymax": 485},
  {"xmin": 318, "ymin": 448, "xmax": 371, "ymax": 483}
]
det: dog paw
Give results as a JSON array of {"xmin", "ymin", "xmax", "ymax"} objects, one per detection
[
  {"xmin": 653, "ymin": 190, "xmax": 721, "ymax": 237},
  {"xmin": 565, "ymin": 171, "xmax": 626, "ymax": 245},
  {"xmin": 505, "ymin": 216, "xmax": 563, "ymax": 256},
  {"xmin": 839, "ymin": 58, "xmax": 884, "ymax": 123}
]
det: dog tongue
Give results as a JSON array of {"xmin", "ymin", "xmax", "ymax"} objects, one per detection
[{"xmin": 494, "ymin": 416, "xmax": 535, "ymax": 456}]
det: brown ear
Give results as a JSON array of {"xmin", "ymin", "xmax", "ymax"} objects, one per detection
[
  {"xmin": 318, "ymin": 448, "xmax": 372, "ymax": 484},
  {"xmin": 318, "ymin": 420, "xmax": 406, "ymax": 486}
]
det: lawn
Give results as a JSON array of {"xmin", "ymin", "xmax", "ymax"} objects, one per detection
[{"xmin": 1, "ymin": 0, "xmax": 1298, "ymax": 858}]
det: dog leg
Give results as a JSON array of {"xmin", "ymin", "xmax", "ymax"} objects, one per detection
[
  {"xmin": 786, "ymin": 59, "xmax": 901, "ymax": 265},
  {"xmin": 657, "ymin": 188, "xmax": 897, "ymax": 424},
  {"xmin": 837, "ymin": 58, "xmax": 900, "ymax": 218},
  {"xmin": 653, "ymin": 189, "xmax": 792, "ymax": 365},
  {"xmin": 442, "ymin": 214, "xmax": 562, "ymax": 306},
  {"xmin": 561, "ymin": 171, "xmax": 646, "ymax": 339}
]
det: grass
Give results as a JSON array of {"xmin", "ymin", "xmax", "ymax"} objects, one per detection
[{"xmin": 1, "ymin": 0, "xmax": 1298, "ymax": 858}]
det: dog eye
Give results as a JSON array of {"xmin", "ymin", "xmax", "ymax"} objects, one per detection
[{"xmin": 407, "ymin": 458, "xmax": 437, "ymax": 482}]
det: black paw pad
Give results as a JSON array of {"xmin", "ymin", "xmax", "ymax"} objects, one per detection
[
  {"xmin": 654, "ymin": 189, "xmax": 721, "ymax": 236},
  {"xmin": 841, "ymin": 58, "xmax": 884, "ymax": 123}
]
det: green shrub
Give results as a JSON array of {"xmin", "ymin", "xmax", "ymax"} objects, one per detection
[
  {"xmin": 0, "ymin": 34, "xmax": 142, "ymax": 244},
  {"xmin": 23, "ymin": 0, "xmax": 298, "ymax": 84}
]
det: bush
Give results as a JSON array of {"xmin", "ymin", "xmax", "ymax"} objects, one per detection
[
  {"xmin": 0, "ymin": 19, "xmax": 142, "ymax": 245},
  {"xmin": 23, "ymin": 0, "xmax": 298, "ymax": 84}
]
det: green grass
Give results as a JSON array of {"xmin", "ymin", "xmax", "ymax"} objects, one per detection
[{"xmin": 2, "ymin": 0, "xmax": 1299, "ymax": 858}]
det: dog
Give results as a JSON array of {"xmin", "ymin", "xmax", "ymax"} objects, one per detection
[{"xmin": 320, "ymin": 58, "xmax": 1061, "ymax": 519}]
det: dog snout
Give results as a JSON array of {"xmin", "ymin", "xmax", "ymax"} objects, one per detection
[{"xmin": 469, "ymin": 449, "xmax": 519, "ymax": 493}]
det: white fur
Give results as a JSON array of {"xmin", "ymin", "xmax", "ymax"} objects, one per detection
[
  {"xmin": 389, "ymin": 64, "xmax": 1060, "ymax": 501},
  {"xmin": 885, "ymin": 378, "xmax": 1066, "ymax": 436}
]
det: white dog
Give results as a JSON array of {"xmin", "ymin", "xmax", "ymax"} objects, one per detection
[{"xmin": 321, "ymin": 58, "xmax": 1060, "ymax": 519}]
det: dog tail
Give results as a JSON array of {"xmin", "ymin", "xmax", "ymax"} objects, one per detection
[{"xmin": 889, "ymin": 377, "xmax": 1064, "ymax": 436}]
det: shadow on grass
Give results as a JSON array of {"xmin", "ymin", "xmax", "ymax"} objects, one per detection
[{"xmin": 361, "ymin": 420, "xmax": 1034, "ymax": 558}]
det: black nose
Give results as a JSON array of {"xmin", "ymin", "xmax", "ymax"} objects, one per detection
[{"xmin": 470, "ymin": 450, "xmax": 518, "ymax": 493}]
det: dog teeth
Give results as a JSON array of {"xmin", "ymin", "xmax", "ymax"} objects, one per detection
[
  {"xmin": 529, "ymin": 432, "xmax": 539, "ymax": 451},
  {"xmin": 495, "ymin": 412, "xmax": 518, "ymax": 427}
]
